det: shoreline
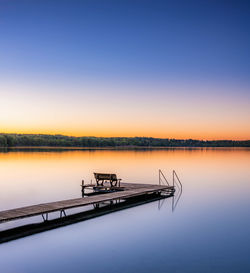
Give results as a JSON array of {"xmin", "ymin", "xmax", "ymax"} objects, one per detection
[{"xmin": 0, "ymin": 146, "xmax": 249, "ymax": 150}]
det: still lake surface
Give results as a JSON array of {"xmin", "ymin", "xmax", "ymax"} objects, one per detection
[{"xmin": 0, "ymin": 148, "xmax": 249, "ymax": 273}]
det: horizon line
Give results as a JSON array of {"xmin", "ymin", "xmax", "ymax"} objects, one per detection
[{"xmin": 1, "ymin": 132, "xmax": 249, "ymax": 142}]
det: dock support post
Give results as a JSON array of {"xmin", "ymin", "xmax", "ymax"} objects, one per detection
[
  {"xmin": 60, "ymin": 210, "xmax": 66, "ymax": 218},
  {"xmin": 42, "ymin": 213, "xmax": 48, "ymax": 222},
  {"xmin": 81, "ymin": 180, "xmax": 85, "ymax": 197}
]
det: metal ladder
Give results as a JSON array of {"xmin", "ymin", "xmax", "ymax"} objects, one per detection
[{"xmin": 158, "ymin": 169, "xmax": 183, "ymax": 210}]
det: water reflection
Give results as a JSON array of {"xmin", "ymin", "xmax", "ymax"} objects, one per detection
[
  {"xmin": 0, "ymin": 148, "xmax": 249, "ymax": 273},
  {"xmin": 0, "ymin": 190, "xmax": 177, "ymax": 244}
]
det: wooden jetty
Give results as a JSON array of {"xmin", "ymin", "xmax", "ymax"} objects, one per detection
[
  {"xmin": 0, "ymin": 182, "xmax": 175, "ymax": 224},
  {"xmin": 0, "ymin": 188, "xmax": 175, "ymax": 244},
  {"xmin": 0, "ymin": 170, "xmax": 182, "ymax": 243}
]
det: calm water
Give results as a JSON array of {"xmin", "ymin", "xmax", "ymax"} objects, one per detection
[{"xmin": 0, "ymin": 148, "xmax": 249, "ymax": 273}]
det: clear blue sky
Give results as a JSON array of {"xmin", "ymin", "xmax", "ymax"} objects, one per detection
[{"xmin": 0, "ymin": 0, "xmax": 250, "ymax": 139}]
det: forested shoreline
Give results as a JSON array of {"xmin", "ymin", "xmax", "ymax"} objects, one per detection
[{"xmin": 0, "ymin": 133, "xmax": 249, "ymax": 147}]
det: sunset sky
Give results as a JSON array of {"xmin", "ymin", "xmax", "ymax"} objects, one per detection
[{"xmin": 0, "ymin": 0, "xmax": 249, "ymax": 140}]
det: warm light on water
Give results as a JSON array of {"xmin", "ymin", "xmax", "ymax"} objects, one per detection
[{"xmin": 0, "ymin": 148, "xmax": 249, "ymax": 272}]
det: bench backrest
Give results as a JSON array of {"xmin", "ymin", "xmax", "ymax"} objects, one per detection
[{"xmin": 94, "ymin": 173, "xmax": 117, "ymax": 181}]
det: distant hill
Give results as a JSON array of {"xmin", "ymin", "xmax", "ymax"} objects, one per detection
[{"xmin": 0, "ymin": 133, "xmax": 249, "ymax": 147}]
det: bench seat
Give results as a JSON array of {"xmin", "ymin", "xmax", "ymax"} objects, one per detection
[{"xmin": 94, "ymin": 173, "xmax": 122, "ymax": 187}]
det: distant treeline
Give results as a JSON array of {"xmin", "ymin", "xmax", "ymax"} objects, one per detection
[{"xmin": 0, "ymin": 134, "xmax": 249, "ymax": 148}]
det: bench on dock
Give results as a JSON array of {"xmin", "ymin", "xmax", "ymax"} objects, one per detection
[{"xmin": 94, "ymin": 173, "xmax": 121, "ymax": 187}]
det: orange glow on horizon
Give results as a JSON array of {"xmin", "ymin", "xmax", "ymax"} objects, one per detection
[
  {"xmin": 1, "ymin": 80, "xmax": 250, "ymax": 141},
  {"xmin": 1, "ymin": 128, "xmax": 249, "ymax": 140}
]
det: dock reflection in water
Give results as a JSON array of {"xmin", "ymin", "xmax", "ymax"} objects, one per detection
[
  {"xmin": 0, "ymin": 148, "xmax": 249, "ymax": 273},
  {"xmin": 0, "ymin": 172, "xmax": 182, "ymax": 242}
]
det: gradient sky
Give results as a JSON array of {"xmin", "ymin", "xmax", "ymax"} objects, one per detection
[{"xmin": 0, "ymin": 0, "xmax": 250, "ymax": 139}]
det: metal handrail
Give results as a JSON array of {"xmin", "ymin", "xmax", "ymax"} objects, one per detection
[
  {"xmin": 173, "ymin": 170, "xmax": 183, "ymax": 191},
  {"xmin": 159, "ymin": 169, "xmax": 170, "ymax": 186},
  {"xmin": 158, "ymin": 169, "xmax": 183, "ymax": 211},
  {"xmin": 172, "ymin": 170, "xmax": 183, "ymax": 211}
]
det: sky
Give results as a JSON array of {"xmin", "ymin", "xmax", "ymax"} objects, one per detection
[{"xmin": 0, "ymin": 0, "xmax": 249, "ymax": 140}]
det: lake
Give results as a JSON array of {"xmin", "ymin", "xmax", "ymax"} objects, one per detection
[{"xmin": 0, "ymin": 148, "xmax": 249, "ymax": 273}]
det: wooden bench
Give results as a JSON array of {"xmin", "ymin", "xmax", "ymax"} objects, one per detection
[{"xmin": 94, "ymin": 173, "xmax": 122, "ymax": 187}]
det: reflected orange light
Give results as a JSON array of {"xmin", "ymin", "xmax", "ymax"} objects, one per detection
[{"xmin": 0, "ymin": 148, "xmax": 249, "ymax": 210}]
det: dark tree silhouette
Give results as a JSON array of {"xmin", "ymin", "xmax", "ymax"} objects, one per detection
[{"xmin": 0, "ymin": 134, "xmax": 249, "ymax": 148}]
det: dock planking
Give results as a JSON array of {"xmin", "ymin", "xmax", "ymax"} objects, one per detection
[{"xmin": 0, "ymin": 183, "xmax": 175, "ymax": 223}]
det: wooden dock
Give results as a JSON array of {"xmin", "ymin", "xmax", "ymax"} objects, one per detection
[{"xmin": 0, "ymin": 182, "xmax": 175, "ymax": 224}]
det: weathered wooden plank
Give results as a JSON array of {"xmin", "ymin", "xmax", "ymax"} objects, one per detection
[{"xmin": 0, "ymin": 183, "xmax": 174, "ymax": 223}]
